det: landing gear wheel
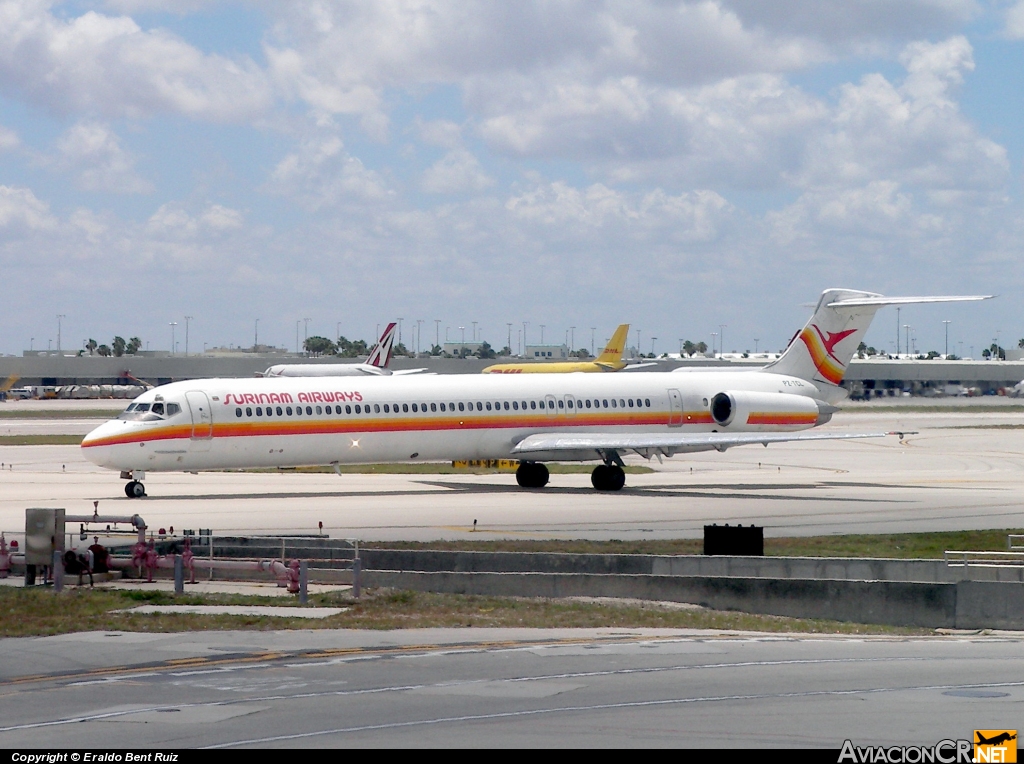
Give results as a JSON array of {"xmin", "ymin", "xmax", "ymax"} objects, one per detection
[
  {"xmin": 591, "ymin": 464, "xmax": 626, "ymax": 491},
  {"xmin": 516, "ymin": 461, "xmax": 549, "ymax": 488},
  {"xmin": 125, "ymin": 480, "xmax": 146, "ymax": 498}
]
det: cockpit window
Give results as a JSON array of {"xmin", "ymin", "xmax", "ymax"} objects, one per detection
[{"xmin": 118, "ymin": 400, "xmax": 179, "ymax": 422}]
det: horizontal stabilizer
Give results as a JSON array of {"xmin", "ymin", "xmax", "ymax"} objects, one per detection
[{"xmin": 826, "ymin": 295, "xmax": 992, "ymax": 308}]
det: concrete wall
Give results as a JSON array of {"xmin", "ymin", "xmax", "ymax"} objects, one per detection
[
  {"xmin": 362, "ymin": 570, "xmax": 1024, "ymax": 629},
  {"xmin": 359, "ymin": 550, "xmax": 1024, "ymax": 583}
]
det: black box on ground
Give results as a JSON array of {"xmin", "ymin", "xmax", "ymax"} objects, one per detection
[{"xmin": 703, "ymin": 524, "xmax": 764, "ymax": 556}]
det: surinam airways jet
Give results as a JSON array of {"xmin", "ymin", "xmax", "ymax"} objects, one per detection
[
  {"xmin": 82, "ymin": 289, "xmax": 989, "ymax": 498},
  {"xmin": 261, "ymin": 322, "xmax": 427, "ymax": 378},
  {"xmin": 482, "ymin": 324, "xmax": 656, "ymax": 374}
]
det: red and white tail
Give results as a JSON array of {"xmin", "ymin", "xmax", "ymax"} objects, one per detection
[
  {"xmin": 765, "ymin": 289, "xmax": 991, "ymax": 397},
  {"xmin": 366, "ymin": 322, "xmax": 398, "ymax": 368}
]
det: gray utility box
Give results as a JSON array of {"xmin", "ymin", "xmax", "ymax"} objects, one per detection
[{"xmin": 25, "ymin": 508, "xmax": 65, "ymax": 565}]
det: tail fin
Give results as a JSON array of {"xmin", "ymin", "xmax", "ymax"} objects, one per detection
[
  {"xmin": 366, "ymin": 322, "xmax": 398, "ymax": 368},
  {"xmin": 597, "ymin": 324, "xmax": 630, "ymax": 364},
  {"xmin": 765, "ymin": 289, "xmax": 991, "ymax": 397}
]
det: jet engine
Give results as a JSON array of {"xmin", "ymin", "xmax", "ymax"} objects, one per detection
[{"xmin": 709, "ymin": 391, "xmax": 837, "ymax": 429}]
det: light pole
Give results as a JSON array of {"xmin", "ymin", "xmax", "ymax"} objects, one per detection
[
  {"xmin": 459, "ymin": 326, "xmax": 465, "ymax": 356},
  {"xmin": 303, "ymin": 317, "xmax": 311, "ymax": 347},
  {"xmin": 295, "ymin": 320, "xmax": 300, "ymax": 353},
  {"xmin": 169, "ymin": 322, "xmax": 177, "ymax": 355},
  {"xmin": 896, "ymin": 307, "xmax": 901, "ymax": 356},
  {"xmin": 570, "ymin": 326, "xmax": 575, "ymax": 351},
  {"xmin": 635, "ymin": 329, "xmax": 641, "ymax": 358},
  {"xmin": 507, "ymin": 323, "xmax": 512, "ymax": 353},
  {"xmin": 435, "ymin": 319, "xmax": 441, "ymax": 351},
  {"xmin": 254, "ymin": 318, "xmax": 259, "ymax": 351},
  {"xmin": 903, "ymin": 325, "xmax": 910, "ymax": 359},
  {"xmin": 185, "ymin": 316, "xmax": 193, "ymax": 356},
  {"xmin": 650, "ymin": 337, "xmax": 657, "ymax": 356},
  {"xmin": 754, "ymin": 338, "xmax": 759, "ymax": 353},
  {"xmin": 711, "ymin": 332, "xmax": 718, "ymax": 357},
  {"xmin": 523, "ymin": 322, "xmax": 528, "ymax": 353},
  {"xmin": 56, "ymin": 314, "xmax": 66, "ymax": 353},
  {"xmin": 445, "ymin": 326, "xmax": 450, "ymax": 342},
  {"xmin": 719, "ymin": 324, "xmax": 727, "ymax": 356},
  {"xmin": 591, "ymin": 327, "xmax": 596, "ymax": 356},
  {"xmin": 678, "ymin": 338, "xmax": 684, "ymax": 355},
  {"xmin": 398, "ymin": 318, "xmax": 404, "ymax": 346},
  {"xmin": 472, "ymin": 321, "xmax": 477, "ymax": 343},
  {"xmin": 942, "ymin": 321, "xmax": 951, "ymax": 358},
  {"xmin": 540, "ymin": 324, "xmax": 545, "ymax": 344},
  {"xmin": 417, "ymin": 320, "xmax": 424, "ymax": 355}
]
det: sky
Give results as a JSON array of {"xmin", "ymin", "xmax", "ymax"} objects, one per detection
[{"xmin": 1, "ymin": 0, "xmax": 1023, "ymax": 358}]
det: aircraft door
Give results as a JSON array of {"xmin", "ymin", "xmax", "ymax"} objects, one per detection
[
  {"xmin": 185, "ymin": 391, "xmax": 214, "ymax": 449},
  {"xmin": 544, "ymin": 394, "xmax": 557, "ymax": 417},
  {"xmin": 667, "ymin": 389, "xmax": 683, "ymax": 427}
]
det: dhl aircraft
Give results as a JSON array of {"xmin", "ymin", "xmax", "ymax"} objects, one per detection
[
  {"xmin": 482, "ymin": 324, "xmax": 654, "ymax": 373},
  {"xmin": 82, "ymin": 289, "xmax": 988, "ymax": 498},
  {"xmin": 262, "ymin": 322, "xmax": 426, "ymax": 378}
]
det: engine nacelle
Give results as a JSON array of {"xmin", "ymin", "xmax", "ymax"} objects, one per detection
[{"xmin": 709, "ymin": 391, "xmax": 835, "ymax": 429}]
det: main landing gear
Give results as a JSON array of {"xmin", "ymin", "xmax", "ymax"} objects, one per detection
[
  {"xmin": 591, "ymin": 464, "xmax": 626, "ymax": 492},
  {"xmin": 516, "ymin": 461, "xmax": 549, "ymax": 488}
]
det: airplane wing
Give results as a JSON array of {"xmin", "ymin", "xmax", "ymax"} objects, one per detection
[
  {"xmin": 620, "ymin": 362, "xmax": 660, "ymax": 371},
  {"xmin": 390, "ymin": 368, "xmax": 430, "ymax": 375},
  {"xmin": 512, "ymin": 430, "xmax": 900, "ymax": 457}
]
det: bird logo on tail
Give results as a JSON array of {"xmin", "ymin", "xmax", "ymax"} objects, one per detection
[{"xmin": 798, "ymin": 325, "xmax": 858, "ymax": 385}]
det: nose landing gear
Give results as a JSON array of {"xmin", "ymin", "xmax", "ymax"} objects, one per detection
[{"xmin": 124, "ymin": 480, "xmax": 146, "ymax": 498}]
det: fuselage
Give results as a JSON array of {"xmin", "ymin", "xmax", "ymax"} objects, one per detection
[
  {"xmin": 482, "ymin": 360, "xmax": 625, "ymax": 373},
  {"xmin": 81, "ymin": 371, "xmax": 824, "ymax": 473}
]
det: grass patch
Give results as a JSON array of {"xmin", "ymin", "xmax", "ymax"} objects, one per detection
[
  {"xmin": 0, "ymin": 586, "xmax": 928, "ymax": 638},
  {"xmin": 0, "ymin": 409, "xmax": 120, "ymax": 419},
  {"xmin": 362, "ymin": 528, "xmax": 1024, "ymax": 559},
  {"xmin": 232, "ymin": 463, "xmax": 655, "ymax": 475},
  {"xmin": 0, "ymin": 435, "xmax": 83, "ymax": 446}
]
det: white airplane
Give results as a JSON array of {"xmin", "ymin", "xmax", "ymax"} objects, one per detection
[
  {"xmin": 82, "ymin": 289, "xmax": 989, "ymax": 498},
  {"xmin": 262, "ymin": 322, "xmax": 427, "ymax": 377}
]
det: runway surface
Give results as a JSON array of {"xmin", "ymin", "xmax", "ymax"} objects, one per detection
[
  {"xmin": 0, "ymin": 628, "xmax": 1019, "ymax": 748},
  {"xmin": 1, "ymin": 409, "xmax": 1023, "ymax": 541}
]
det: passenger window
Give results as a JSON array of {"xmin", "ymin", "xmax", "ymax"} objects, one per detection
[
  {"xmin": 512, "ymin": 401, "xmax": 519, "ymax": 410},
  {"xmin": 611, "ymin": 399, "xmax": 617, "ymax": 408},
  {"xmin": 355, "ymin": 404, "xmax": 361, "ymax": 414},
  {"xmin": 476, "ymin": 402, "xmax": 483, "ymax": 411},
  {"xmin": 294, "ymin": 407, "xmax": 301, "ymax": 416},
  {"xmin": 246, "ymin": 407, "xmax": 252, "ymax": 417},
  {"xmin": 439, "ymin": 403, "xmax": 446, "ymax": 412},
  {"xmin": 504, "ymin": 401, "xmax": 509, "ymax": 410},
  {"xmin": 256, "ymin": 407, "xmax": 263, "ymax": 416},
  {"xmin": 449, "ymin": 402, "xmax": 455, "ymax": 410},
  {"xmin": 345, "ymin": 405, "xmax": 352, "ymax": 414},
  {"xmin": 485, "ymin": 402, "xmax": 491, "ymax": 411},
  {"xmin": 557, "ymin": 400, "xmax": 564, "ymax": 409},
  {"xmin": 567, "ymin": 399, "xmax": 573, "ymax": 409},
  {"xmin": 430, "ymin": 403, "xmax": 437, "ymax": 412},
  {"xmin": 458, "ymin": 402, "xmax": 464, "ymax": 411},
  {"xmin": 585, "ymin": 400, "xmax": 591, "ymax": 408},
  {"xmin": 374, "ymin": 404, "xmax": 381, "ymax": 413},
  {"xmin": 306, "ymin": 406, "xmax": 313, "ymax": 415},
  {"xmin": 403, "ymin": 403, "xmax": 409, "ymax": 413},
  {"xmin": 645, "ymin": 398, "xmax": 651, "ymax": 407},
  {"xmin": 412, "ymin": 403, "xmax": 418, "ymax": 412},
  {"xmin": 326, "ymin": 405, "xmax": 333, "ymax": 414},
  {"xmin": 620, "ymin": 399, "xmax": 625, "ymax": 407},
  {"xmin": 235, "ymin": 407, "xmax": 242, "ymax": 417},
  {"xmin": 530, "ymin": 401, "xmax": 536, "ymax": 410},
  {"xmin": 383, "ymin": 404, "xmax": 390, "ymax": 413},
  {"xmin": 421, "ymin": 403, "xmax": 427, "ymax": 411},
  {"xmin": 602, "ymin": 399, "xmax": 608, "ymax": 408},
  {"xmin": 287, "ymin": 407, "xmax": 293, "ymax": 415},
  {"xmin": 314, "ymin": 406, "xmax": 321, "ymax": 414},
  {"xmin": 628, "ymin": 399, "xmax": 634, "ymax": 407}
]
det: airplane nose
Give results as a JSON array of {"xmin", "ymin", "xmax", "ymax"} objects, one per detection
[{"xmin": 80, "ymin": 421, "xmax": 118, "ymax": 468}]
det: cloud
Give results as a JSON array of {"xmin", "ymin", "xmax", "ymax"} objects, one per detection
[
  {"xmin": 51, "ymin": 121, "xmax": 152, "ymax": 194},
  {"xmin": 0, "ymin": 124, "xmax": 18, "ymax": 150},
  {"xmin": 421, "ymin": 149, "xmax": 493, "ymax": 194},
  {"xmin": 1004, "ymin": 1, "xmax": 1024, "ymax": 38},
  {"xmin": 0, "ymin": 185, "xmax": 56, "ymax": 233},
  {"xmin": 0, "ymin": 0, "xmax": 272, "ymax": 121},
  {"xmin": 268, "ymin": 134, "xmax": 393, "ymax": 208}
]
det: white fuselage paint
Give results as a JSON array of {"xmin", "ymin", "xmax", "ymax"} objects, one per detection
[{"xmin": 80, "ymin": 371, "xmax": 822, "ymax": 474}]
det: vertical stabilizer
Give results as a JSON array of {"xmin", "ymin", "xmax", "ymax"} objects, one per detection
[
  {"xmin": 765, "ymin": 289, "xmax": 991, "ymax": 399},
  {"xmin": 596, "ymin": 324, "xmax": 630, "ymax": 365},
  {"xmin": 366, "ymin": 322, "xmax": 398, "ymax": 368}
]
